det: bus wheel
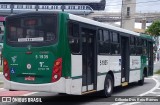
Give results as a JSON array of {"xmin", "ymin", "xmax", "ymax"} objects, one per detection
[
  {"xmin": 103, "ymin": 74, "xmax": 113, "ymax": 97},
  {"xmin": 138, "ymin": 74, "xmax": 144, "ymax": 86}
]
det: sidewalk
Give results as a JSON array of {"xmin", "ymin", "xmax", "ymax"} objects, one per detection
[
  {"xmin": 154, "ymin": 61, "xmax": 160, "ymax": 64},
  {"xmin": 154, "ymin": 61, "xmax": 160, "ymax": 73},
  {"xmin": 152, "ymin": 74, "xmax": 160, "ymax": 82}
]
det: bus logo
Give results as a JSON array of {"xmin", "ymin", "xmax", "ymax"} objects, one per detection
[
  {"xmin": 39, "ymin": 62, "xmax": 44, "ymax": 67},
  {"xmin": 27, "ymin": 64, "xmax": 32, "ymax": 70},
  {"xmin": 11, "ymin": 56, "xmax": 17, "ymax": 63},
  {"xmin": 2, "ymin": 97, "xmax": 11, "ymax": 102}
]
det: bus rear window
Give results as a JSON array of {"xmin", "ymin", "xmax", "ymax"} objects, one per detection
[{"xmin": 6, "ymin": 15, "xmax": 57, "ymax": 47}]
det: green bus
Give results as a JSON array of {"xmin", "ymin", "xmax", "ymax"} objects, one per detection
[{"xmin": 3, "ymin": 12, "xmax": 154, "ymax": 97}]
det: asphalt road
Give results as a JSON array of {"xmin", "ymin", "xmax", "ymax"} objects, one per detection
[
  {"xmin": 0, "ymin": 77, "xmax": 159, "ymax": 105},
  {"xmin": 0, "ymin": 62, "xmax": 160, "ymax": 105}
]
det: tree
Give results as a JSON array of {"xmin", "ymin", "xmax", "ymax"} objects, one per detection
[
  {"xmin": 145, "ymin": 20, "xmax": 160, "ymax": 37},
  {"xmin": 145, "ymin": 20, "xmax": 160, "ymax": 58}
]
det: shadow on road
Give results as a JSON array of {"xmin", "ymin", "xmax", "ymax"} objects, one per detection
[{"xmin": 112, "ymin": 81, "xmax": 150, "ymax": 95}]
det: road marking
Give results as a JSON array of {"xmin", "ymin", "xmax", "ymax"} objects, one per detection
[
  {"xmin": 22, "ymin": 92, "xmax": 38, "ymax": 96},
  {"xmin": 0, "ymin": 88, "xmax": 38, "ymax": 96},
  {"xmin": 123, "ymin": 102, "xmax": 140, "ymax": 105},
  {"xmin": 0, "ymin": 88, "xmax": 7, "ymax": 90},
  {"xmin": 150, "ymin": 92, "xmax": 160, "ymax": 94},
  {"xmin": 123, "ymin": 78, "xmax": 160, "ymax": 105},
  {"xmin": 152, "ymin": 75, "xmax": 159, "ymax": 78},
  {"xmin": 111, "ymin": 102, "xmax": 125, "ymax": 105},
  {"xmin": 111, "ymin": 78, "xmax": 160, "ymax": 105},
  {"xmin": 145, "ymin": 78, "xmax": 152, "ymax": 79},
  {"xmin": 0, "ymin": 88, "xmax": 4, "ymax": 90},
  {"xmin": 139, "ymin": 78, "xmax": 159, "ymax": 96},
  {"xmin": 0, "ymin": 88, "xmax": 6, "ymax": 92},
  {"xmin": 0, "ymin": 91, "xmax": 31, "ymax": 96}
]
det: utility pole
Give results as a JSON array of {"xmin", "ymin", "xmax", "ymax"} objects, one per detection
[{"xmin": 121, "ymin": 0, "xmax": 136, "ymax": 31}]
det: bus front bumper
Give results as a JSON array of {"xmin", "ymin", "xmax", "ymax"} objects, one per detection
[{"xmin": 3, "ymin": 77, "xmax": 70, "ymax": 93}]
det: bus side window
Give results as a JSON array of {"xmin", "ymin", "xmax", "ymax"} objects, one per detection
[
  {"xmin": 98, "ymin": 29, "xmax": 110, "ymax": 54},
  {"xmin": 98, "ymin": 30, "xmax": 103, "ymax": 41},
  {"xmin": 111, "ymin": 32, "xmax": 120, "ymax": 55},
  {"xmin": 142, "ymin": 39, "xmax": 147, "ymax": 55},
  {"xmin": 68, "ymin": 22, "xmax": 80, "ymax": 54},
  {"xmin": 136, "ymin": 38, "xmax": 143, "ymax": 55},
  {"xmin": 103, "ymin": 30, "xmax": 109, "ymax": 41},
  {"xmin": 130, "ymin": 36, "xmax": 136, "ymax": 55}
]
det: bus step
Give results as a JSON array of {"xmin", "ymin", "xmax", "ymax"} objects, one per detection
[
  {"xmin": 121, "ymin": 82, "xmax": 128, "ymax": 87},
  {"xmin": 82, "ymin": 90, "xmax": 97, "ymax": 95}
]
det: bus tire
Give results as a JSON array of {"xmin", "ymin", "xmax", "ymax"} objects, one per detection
[
  {"xmin": 103, "ymin": 74, "xmax": 113, "ymax": 97},
  {"xmin": 138, "ymin": 74, "xmax": 144, "ymax": 86}
]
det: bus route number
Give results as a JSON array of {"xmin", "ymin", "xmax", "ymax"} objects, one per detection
[
  {"xmin": 100, "ymin": 60, "xmax": 108, "ymax": 66},
  {"xmin": 35, "ymin": 55, "xmax": 48, "ymax": 59}
]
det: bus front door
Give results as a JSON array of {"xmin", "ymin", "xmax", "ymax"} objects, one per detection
[
  {"xmin": 82, "ymin": 28, "xmax": 97, "ymax": 93},
  {"xmin": 121, "ymin": 36, "xmax": 129, "ymax": 86}
]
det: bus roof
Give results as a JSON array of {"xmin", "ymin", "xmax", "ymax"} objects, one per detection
[
  {"xmin": 140, "ymin": 33, "xmax": 154, "ymax": 42},
  {"xmin": 140, "ymin": 33, "xmax": 153, "ymax": 39},
  {"xmin": 69, "ymin": 14, "xmax": 140, "ymax": 36}
]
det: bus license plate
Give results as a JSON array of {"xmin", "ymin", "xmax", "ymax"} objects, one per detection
[{"xmin": 25, "ymin": 76, "xmax": 35, "ymax": 81}]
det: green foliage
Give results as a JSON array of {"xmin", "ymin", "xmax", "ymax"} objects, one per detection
[
  {"xmin": 155, "ymin": 70, "xmax": 160, "ymax": 75},
  {"xmin": 145, "ymin": 20, "xmax": 160, "ymax": 37},
  {"xmin": 0, "ymin": 66, "xmax": 2, "ymax": 72}
]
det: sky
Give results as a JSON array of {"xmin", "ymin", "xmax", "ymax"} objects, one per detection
[
  {"xmin": 105, "ymin": 0, "xmax": 160, "ymax": 29},
  {"xmin": 105, "ymin": 0, "xmax": 160, "ymax": 13}
]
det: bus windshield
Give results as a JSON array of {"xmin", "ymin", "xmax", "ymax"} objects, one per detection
[{"xmin": 6, "ymin": 15, "xmax": 57, "ymax": 47}]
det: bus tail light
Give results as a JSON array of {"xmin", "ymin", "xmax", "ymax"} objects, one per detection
[
  {"xmin": 3, "ymin": 59, "xmax": 10, "ymax": 80},
  {"xmin": 51, "ymin": 58, "xmax": 62, "ymax": 82}
]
